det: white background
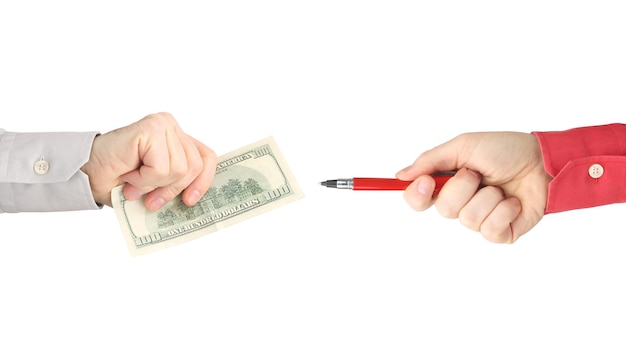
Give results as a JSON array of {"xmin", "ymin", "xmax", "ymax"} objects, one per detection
[{"xmin": 1, "ymin": 1, "xmax": 625, "ymax": 351}]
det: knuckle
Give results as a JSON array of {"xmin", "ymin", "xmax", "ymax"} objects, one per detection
[
  {"xmin": 142, "ymin": 112, "xmax": 176, "ymax": 129},
  {"xmin": 151, "ymin": 111, "xmax": 175, "ymax": 121},
  {"xmin": 479, "ymin": 219, "xmax": 498, "ymax": 238},
  {"xmin": 403, "ymin": 192, "xmax": 421, "ymax": 211},
  {"xmin": 486, "ymin": 186, "xmax": 505, "ymax": 199},
  {"xmin": 169, "ymin": 158, "xmax": 191, "ymax": 178},
  {"xmin": 436, "ymin": 201, "xmax": 459, "ymax": 219},
  {"xmin": 403, "ymin": 189, "xmax": 430, "ymax": 212},
  {"xmin": 169, "ymin": 165, "xmax": 188, "ymax": 180},
  {"xmin": 165, "ymin": 183, "xmax": 185, "ymax": 199},
  {"xmin": 480, "ymin": 221, "xmax": 511, "ymax": 244},
  {"xmin": 186, "ymin": 161, "xmax": 203, "ymax": 179},
  {"xmin": 158, "ymin": 111, "xmax": 174, "ymax": 119},
  {"xmin": 458, "ymin": 209, "xmax": 480, "ymax": 232},
  {"xmin": 205, "ymin": 147, "xmax": 217, "ymax": 161}
]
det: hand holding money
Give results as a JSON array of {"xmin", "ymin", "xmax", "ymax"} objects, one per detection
[
  {"xmin": 81, "ymin": 112, "xmax": 218, "ymax": 210},
  {"xmin": 112, "ymin": 136, "xmax": 303, "ymax": 256}
]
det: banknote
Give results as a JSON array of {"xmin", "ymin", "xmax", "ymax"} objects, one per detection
[{"xmin": 112, "ymin": 136, "xmax": 304, "ymax": 256}]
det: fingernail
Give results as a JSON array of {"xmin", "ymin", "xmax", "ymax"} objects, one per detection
[
  {"xmin": 125, "ymin": 187, "xmax": 143, "ymax": 201},
  {"xmin": 149, "ymin": 197, "xmax": 166, "ymax": 211},
  {"xmin": 187, "ymin": 190, "xmax": 201, "ymax": 205},
  {"xmin": 416, "ymin": 180, "xmax": 430, "ymax": 195}
]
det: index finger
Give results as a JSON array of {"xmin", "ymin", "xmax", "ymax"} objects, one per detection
[{"xmin": 396, "ymin": 135, "xmax": 468, "ymax": 181}]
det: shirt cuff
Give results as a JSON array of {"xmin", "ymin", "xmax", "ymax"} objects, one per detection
[
  {"xmin": 0, "ymin": 131, "xmax": 101, "ymax": 213},
  {"xmin": 532, "ymin": 123, "xmax": 626, "ymax": 214}
]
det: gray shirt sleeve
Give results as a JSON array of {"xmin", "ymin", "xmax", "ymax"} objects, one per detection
[{"xmin": 0, "ymin": 129, "xmax": 102, "ymax": 213}]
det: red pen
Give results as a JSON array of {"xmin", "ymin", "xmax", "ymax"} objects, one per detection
[{"xmin": 320, "ymin": 171, "xmax": 456, "ymax": 194}]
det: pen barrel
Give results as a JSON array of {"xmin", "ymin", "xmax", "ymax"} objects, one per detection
[
  {"xmin": 352, "ymin": 173, "xmax": 454, "ymax": 194},
  {"xmin": 432, "ymin": 173, "xmax": 454, "ymax": 195},
  {"xmin": 352, "ymin": 178, "xmax": 412, "ymax": 190}
]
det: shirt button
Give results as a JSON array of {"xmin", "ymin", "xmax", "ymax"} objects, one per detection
[
  {"xmin": 588, "ymin": 163, "xmax": 604, "ymax": 179},
  {"xmin": 34, "ymin": 159, "xmax": 50, "ymax": 175}
]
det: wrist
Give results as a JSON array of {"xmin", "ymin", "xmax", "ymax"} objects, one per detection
[{"xmin": 80, "ymin": 134, "xmax": 113, "ymax": 207}]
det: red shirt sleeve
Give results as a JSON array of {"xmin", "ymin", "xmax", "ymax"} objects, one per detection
[{"xmin": 532, "ymin": 123, "xmax": 626, "ymax": 214}]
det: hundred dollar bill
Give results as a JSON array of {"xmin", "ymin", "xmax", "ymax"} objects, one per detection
[{"xmin": 112, "ymin": 136, "xmax": 304, "ymax": 256}]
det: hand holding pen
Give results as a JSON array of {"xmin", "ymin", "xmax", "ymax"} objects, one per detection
[
  {"xmin": 320, "ymin": 131, "xmax": 551, "ymax": 243},
  {"xmin": 395, "ymin": 132, "xmax": 552, "ymax": 244}
]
